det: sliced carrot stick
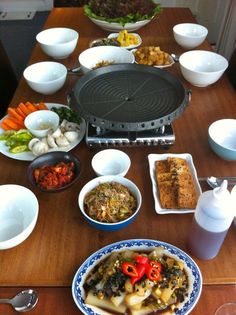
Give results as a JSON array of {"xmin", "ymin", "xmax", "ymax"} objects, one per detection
[
  {"xmin": 25, "ymin": 102, "xmax": 38, "ymax": 112},
  {"xmin": 18, "ymin": 102, "xmax": 31, "ymax": 116},
  {"xmin": 6, "ymin": 116, "xmax": 25, "ymax": 128},
  {"xmin": 16, "ymin": 107, "xmax": 26, "ymax": 119},
  {"xmin": 8, "ymin": 108, "xmax": 24, "ymax": 121},
  {"xmin": 1, "ymin": 121, "xmax": 12, "ymax": 130},
  {"xmin": 2, "ymin": 118, "xmax": 21, "ymax": 130},
  {"xmin": 37, "ymin": 102, "xmax": 48, "ymax": 110}
]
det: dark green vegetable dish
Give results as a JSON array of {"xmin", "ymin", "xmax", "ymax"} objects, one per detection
[{"xmin": 84, "ymin": 0, "xmax": 162, "ymax": 26}]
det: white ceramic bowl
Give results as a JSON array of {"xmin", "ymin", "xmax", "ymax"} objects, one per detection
[
  {"xmin": 36, "ymin": 27, "xmax": 79, "ymax": 59},
  {"xmin": 88, "ymin": 16, "xmax": 153, "ymax": 32},
  {"xmin": 173, "ymin": 23, "xmax": 208, "ymax": 49},
  {"xmin": 24, "ymin": 110, "xmax": 60, "ymax": 138},
  {"xmin": 78, "ymin": 46, "xmax": 135, "ymax": 73},
  {"xmin": 91, "ymin": 149, "xmax": 131, "ymax": 177},
  {"xmin": 179, "ymin": 50, "xmax": 228, "ymax": 87},
  {"xmin": 23, "ymin": 61, "xmax": 67, "ymax": 95},
  {"xmin": 78, "ymin": 175, "xmax": 141, "ymax": 231},
  {"xmin": 107, "ymin": 32, "xmax": 142, "ymax": 49},
  {"xmin": 208, "ymin": 119, "xmax": 236, "ymax": 161},
  {"xmin": 0, "ymin": 184, "xmax": 39, "ymax": 250}
]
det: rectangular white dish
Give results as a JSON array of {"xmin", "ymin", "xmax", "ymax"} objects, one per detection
[{"xmin": 148, "ymin": 153, "xmax": 202, "ymax": 214}]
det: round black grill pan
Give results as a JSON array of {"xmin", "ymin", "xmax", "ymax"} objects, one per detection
[{"xmin": 70, "ymin": 64, "xmax": 190, "ymax": 132}]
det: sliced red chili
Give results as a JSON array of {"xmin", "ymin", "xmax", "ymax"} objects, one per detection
[
  {"xmin": 135, "ymin": 255, "xmax": 149, "ymax": 265},
  {"xmin": 122, "ymin": 262, "xmax": 138, "ymax": 277},
  {"xmin": 130, "ymin": 263, "xmax": 146, "ymax": 285},
  {"xmin": 146, "ymin": 265, "xmax": 161, "ymax": 281},
  {"xmin": 149, "ymin": 260, "xmax": 162, "ymax": 273}
]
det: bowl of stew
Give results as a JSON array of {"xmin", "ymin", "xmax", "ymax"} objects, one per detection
[
  {"xmin": 27, "ymin": 151, "xmax": 81, "ymax": 192},
  {"xmin": 78, "ymin": 175, "xmax": 142, "ymax": 231}
]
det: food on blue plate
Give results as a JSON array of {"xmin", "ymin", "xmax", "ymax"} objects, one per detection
[
  {"xmin": 155, "ymin": 157, "xmax": 197, "ymax": 209},
  {"xmin": 83, "ymin": 247, "xmax": 189, "ymax": 314},
  {"xmin": 84, "ymin": 0, "xmax": 162, "ymax": 25},
  {"xmin": 84, "ymin": 182, "xmax": 137, "ymax": 223},
  {"xmin": 134, "ymin": 46, "xmax": 172, "ymax": 66}
]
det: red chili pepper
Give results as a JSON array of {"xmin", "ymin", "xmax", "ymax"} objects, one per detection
[
  {"xmin": 122, "ymin": 262, "xmax": 138, "ymax": 277},
  {"xmin": 135, "ymin": 255, "xmax": 149, "ymax": 265},
  {"xmin": 149, "ymin": 260, "xmax": 162, "ymax": 273},
  {"xmin": 130, "ymin": 264, "xmax": 146, "ymax": 286},
  {"xmin": 145, "ymin": 265, "xmax": 161, "ymax": 281}
]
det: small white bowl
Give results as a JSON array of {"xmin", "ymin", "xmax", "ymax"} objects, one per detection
[
  {"xmin": 24, "ymin": 110, "xmax": 60, "ymax": 138},
  {"xmin": 0, "ymin": 184, "xmax": 39, "ymax": 250},
  {"xmin": 23, "ymin": 61, "xmax": 67, "ymax": 95},
  {"xmin": 173, "ymin": 23, "xmax": 208, "ymax": 49},
  {"xmin": 78, "ymin": 175, "xmax": 141, "ymax": 231},
  {"xmin": 36, "ymin": 27, "xmax": 79, "ymax": 59},
  {"xmin": 107, "ymin": 32, "xmax": 142, "ymax": 49},
  {"xmin": 78, "ymin": 46, "xmax": 135, "ymax": 73},
  {"xmin": 208, "ymin": 119, "xmax": 236, "ymax": 161},
  {"xmin": 179, "ymin": 50, "xmax": 228, "ymax": 87},
  {"xmin": 92, "ymin": 149, "xmax": 131, "ymax": 177}
]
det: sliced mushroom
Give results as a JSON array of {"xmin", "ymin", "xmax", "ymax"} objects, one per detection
[
  {"xmin": 55, "ymin": 135, "xmax": 70, "ymax": 147},
  {"xmin": 47, "ymin": 134, "xmax": 58, "ymax": 148},
  {"xmin": 28, "ymin": 138, "xmax": 40, "ymax": 151},
  {"xmin": 64, "ymin": 131, "xmax": 79, "ymax": 142},
  {"xmin": 32, "ymin": 141, "xmax": 49, "ymax": 156},
  {"xmin": 50, "ymin": 127, "xmax": 62, "ymax": 138},
  {"xmin": 65, "ymin": 121, "xmax": 80, "ymax": 131}
]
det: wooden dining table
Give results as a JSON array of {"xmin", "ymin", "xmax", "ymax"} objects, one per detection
[{"xmin": 0, "ymin": 6, "xmax": 236, "ymax": 315}]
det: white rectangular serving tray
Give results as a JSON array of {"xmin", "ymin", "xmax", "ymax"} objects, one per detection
[{"xmin": 148, "ymin": 153, "xmax": 202, "ymax": 214}]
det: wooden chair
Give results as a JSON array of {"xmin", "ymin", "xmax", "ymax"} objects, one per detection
[{"xmin": 0, "ymin": 41, "xmax": 18, "ymax": 118}]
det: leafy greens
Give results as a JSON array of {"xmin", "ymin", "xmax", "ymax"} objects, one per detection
[{"xmin": 84, "ymin": 0, "xmax": 162, "ymax": 26}]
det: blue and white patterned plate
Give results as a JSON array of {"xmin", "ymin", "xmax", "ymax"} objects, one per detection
[{"xmin": 72, "ymin": 239, "xmax": 202, "ymax": 315}]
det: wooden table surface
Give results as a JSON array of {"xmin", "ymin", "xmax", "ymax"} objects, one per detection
[{"xmin": 0, "ymin": 7, "xmax": 236, "ymax": 315}]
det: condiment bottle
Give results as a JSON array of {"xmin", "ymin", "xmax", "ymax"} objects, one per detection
[{"xmin": 187, "ymin": 180, "xmax": 234, "ymax": 260}]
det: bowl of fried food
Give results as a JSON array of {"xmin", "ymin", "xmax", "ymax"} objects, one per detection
[
  {"xmin": 78, "ymin": 175, "xmax": 141, "ymax": 231},
  {"xmin": 132, "ymin": 46, "xmax": 175, "ymax": 68}
]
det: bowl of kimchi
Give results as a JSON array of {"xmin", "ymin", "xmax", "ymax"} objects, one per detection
[
  {"xmin": 27, "ymin": 151, "xmax": 81, "ymax": 192},
  {"xmin": 78, "ymin": 175, "xmax": 142, "ymax": 231}
]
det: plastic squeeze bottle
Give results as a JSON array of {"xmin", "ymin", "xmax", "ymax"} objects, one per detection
[{"xmin": 187, "ymin": 180, "xmax": 234, "ymax": 260}]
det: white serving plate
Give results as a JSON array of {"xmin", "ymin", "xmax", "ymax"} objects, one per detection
[
  {"xmin": 107, "ymin": 32, "xmax": 142, "ymax": 49},
  {"xmin": 72, "ymin": 239, "xmax": 202, "ymax": 315},
  {"xmin": 0, "ymin": 103, "xmax": 86, "ymax": 161},
  {"xmin": 132, "ymin": 48, "xmax": 175, "ymax": 68},
  {"xmin": 148, "ymin": 153, "xmax": 202, "ymax": 214},
  {"xmin": 88, "ymin": 16, "xmax": 153, "ymax": 32}
]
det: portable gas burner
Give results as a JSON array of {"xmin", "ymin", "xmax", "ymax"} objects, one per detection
[
  {"xmin": 86, "ymin": 123, "xmax": 175, "ymax": 148},
  {"xmin": 69, "ymin": 64, "xmax": 191, "ymax": 148}
]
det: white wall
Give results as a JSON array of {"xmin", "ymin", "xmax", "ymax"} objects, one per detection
[
  {"xmin": 154, "ymin": 0, "xmax": 199, "ymax": 14},
  {"xmin": 0, "ymin": 0, "xmax": 53, "ymax": 11}
]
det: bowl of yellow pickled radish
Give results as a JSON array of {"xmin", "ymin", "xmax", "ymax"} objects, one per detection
[{"xmin": 108, "ymin": 30, "xmax": 142, "ymax": 49}]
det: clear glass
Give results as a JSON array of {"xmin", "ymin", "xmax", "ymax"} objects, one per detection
[{"xmin": 215, "ymin": 303, "xmax": 236, "ymax": 315}]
